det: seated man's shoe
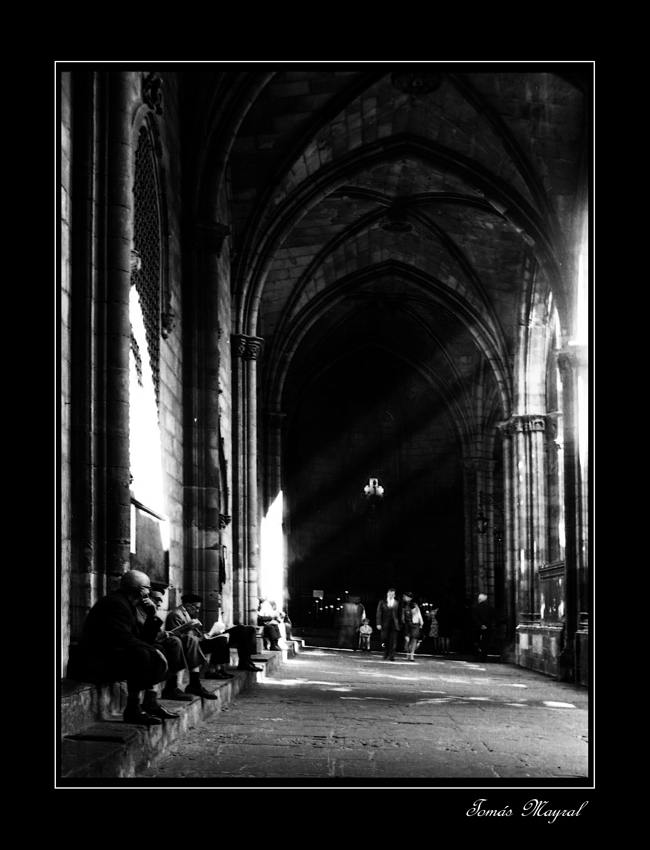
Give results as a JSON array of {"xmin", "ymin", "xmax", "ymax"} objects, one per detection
[
  {"xmin": 185, "ymin": 683, "xmax": 218, "ymax": 700},
  {"xmin": 161, "ymin": 687, "xmax": 194, "ymax": 701},
  {"xmin": 144, "ymin": 704, "xmax": 180, "ymax": 719},
  {"xmin": 206, "ymin": 670, "xmax": 234, "ymax": 679},
  {"xmin": 238, "ymin": 662, "xmax": 263, "ymax": 672},
  {"xmin": 123, "ymin": 709, "xmax": 163, "ymax": 726},
  {"xmin": 269, "ymin": 643, "xmax": 282, "ymax": 651}
]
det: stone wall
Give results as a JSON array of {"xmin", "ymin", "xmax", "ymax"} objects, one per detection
[{"xmin": 60, "ymin": 72, "xmax": 72, "ymax": 676}]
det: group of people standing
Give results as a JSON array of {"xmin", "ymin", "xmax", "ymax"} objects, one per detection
[{"xmin": 370, "ymin": 588, "xmax": 495, "ymax": 662}]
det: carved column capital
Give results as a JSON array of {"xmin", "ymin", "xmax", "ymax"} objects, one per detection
[
  {"xmin": 500, "ymin": 414, "xmax": 550, "ymax": 437},
  {"xmin": 231, "ymin": 334, "xmax": 248, "ymax": 358},
  {"xmin": 557, "ymin": 345, "xmax": 588, "ymax": 376},
  {"xmin": 244, "ymin": 336, "xmax": 264, "ymax": 360},
  {"xmin": 219, "ymin": 514, "xmax": 232, "ymax": 529},
  {"xmin": 191, "ymin": 219, "xmax": 230, "ymax": 256}
]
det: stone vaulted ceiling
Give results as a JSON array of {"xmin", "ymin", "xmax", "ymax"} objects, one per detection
[{"xmin": 199, "ymin": 64, "xmax": 591, "ymax": 432}]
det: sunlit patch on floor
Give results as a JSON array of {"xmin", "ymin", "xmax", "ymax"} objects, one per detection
[
  {"xmin": 415, "ymin": 698, "xmax": 454, "ymax": 704},
  {"xmin": 466, "ymin": 696, "xmax": 491, "ymax": 701},
  {"xmin": 324, "ymin": 687, "xmax": 353, "ymax": 692},
  {"xmin": 505, "ymin": 703, "xmax": 529, "ymax": 707},
  {"xmin": 543, "ymin": 701, "xmax": 576, "ymax": 708},
  {"xmin": 502, "ymin": 683, "xmax": 528, "ymax": 688},
  {"xmin": 258, "ymin": 678, "xmax": 343, "ymax": 687},
  {"xmin": 340, "ymin": 696, "xmax": 394, "ymax": 701}
]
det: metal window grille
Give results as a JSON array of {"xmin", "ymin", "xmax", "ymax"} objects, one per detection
[
  {"xmin": 130, "ymin": 332, "xmax": 143, "ymax": 387},
  {"xmin": 131, "ymin": 126, "xmax": 161, "ymax": 407}
]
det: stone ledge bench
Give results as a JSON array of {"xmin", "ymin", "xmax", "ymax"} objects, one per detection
[{"xmin": 58, "ymin": 638, "xmax": 305, "ymax": 781}]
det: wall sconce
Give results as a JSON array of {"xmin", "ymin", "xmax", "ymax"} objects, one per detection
[{"xmin": 363, "ymin": 477, "xmax": 385, "ymax": 508}]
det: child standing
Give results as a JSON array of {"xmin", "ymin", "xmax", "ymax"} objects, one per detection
[{"xmin": 359, "ymin": 618, "xmax": 373, "ymax": 652}]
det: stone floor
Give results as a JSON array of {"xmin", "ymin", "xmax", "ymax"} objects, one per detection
[{"xmin": 136, "ymin": 645, "xmax": 591, "ymax": 790}]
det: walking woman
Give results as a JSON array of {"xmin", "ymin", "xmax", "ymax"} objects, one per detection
[{"xmin": 402, "ymin": 592, "xmax": 423, "ymax": 662}]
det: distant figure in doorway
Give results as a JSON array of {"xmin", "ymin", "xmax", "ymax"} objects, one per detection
[
  {"xmin": 258, "ymin": 597, "xmax": 282, "ymax": 650},
  {"xmin": 376, "ymin": 588, "xmax": 402, "ymax": 661},
  {"xmin": 436, "ymin": 599, "xmax": 454, "ymax": 655},
  {"xmin": 402, "ymin": 592, "xmax": 423, "ymax": 662},
  {"xmin": 338, "ymin": 596, "xmax": 365, "ymax": 649},
  {"xmin": 472, "ymin": 593, "xmax": 496, "ymax": 662},
  {"xmin": 428, "ymin": 606, "xmax": 440, "ymax": 652},
  {"xmin": 359, "ymin": 618, "xmax": 373, "ymax": 652}
]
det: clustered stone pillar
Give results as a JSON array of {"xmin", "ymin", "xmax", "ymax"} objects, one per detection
[
  {"xmin": 462, "ymin": 456, "xmax": 495, "ymax": 601},
  {"xmin": 232, "ymin": 334, "xmax": 264, "ymax": 625},
  {"xmin": 502, "ymin": 415, "xmax": 551, "ymax": 624},
  {"xmin": 557, "ymin": 347, "xmax": 588, "ymax": 680}
]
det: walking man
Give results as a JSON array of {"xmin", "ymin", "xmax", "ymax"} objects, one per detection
[{"xmin": 376, "ymin": 588, "xmax": 402, "ymax": 661}]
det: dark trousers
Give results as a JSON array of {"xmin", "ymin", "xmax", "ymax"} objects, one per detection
[
  {"xmin": 181, "ymin": 625, "xmax": 257, "ymax": 668},
  {"xmin": 474, "ymin": 627, "xmax": 492, "ymax": 660},
  {"xmin": 262, "ymin": 623, "xmax": 281, "ymax": 647},
  {"xmin": 381, "ymin": 620, "xmax": 400, "ymax": 659},
  {"xmin": 90, "ymin": 645, "xmax": 167, "ymax": 692},
  {"xmin": 155, "ymin": 634, "xmax": 188, "ymax": 676},
  {"xmin": 225, "ymin": 624, "xmax": 257, "ymax": 663}
]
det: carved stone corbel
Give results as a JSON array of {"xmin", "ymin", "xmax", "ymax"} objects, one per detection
[
  {"xmin": 161, "ymin": 307, "xmax": 176, "ymax": 339},
  {"xmin": 143, "ymin": 73, "xmax": 163, "ymax": 115}
]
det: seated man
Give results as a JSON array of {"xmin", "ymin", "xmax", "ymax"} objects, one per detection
[
  {"xmin": 166, "ymin": 594, "xmax": 262, "ymax": 697},
  {"xmin": 75, "ymin": 569, "xmax": 170, "ymax": 726},
  {"xmin": 140, "ymin": 587, "xmax": 194, "ymax": 704},
  {"xmin": 257, "ymin": 597, "xmax": 282, "ymax": 650}
]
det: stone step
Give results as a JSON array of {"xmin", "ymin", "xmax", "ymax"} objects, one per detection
[{"xmin": 59, "ymin": 639, "xmax": 304, "ymax": 780}]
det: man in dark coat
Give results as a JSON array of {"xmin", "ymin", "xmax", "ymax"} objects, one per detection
[
  {"xmin": 375, "ymin": 588, "xmax": 403, "ymax": 661},
  {"xmin": 166, "ymin": 593, "xmax": 262, "ymax": 698},
  {"xmin": 76, "ymin": 569, "xmax": 171, "ymax": 726},
  {"xmin": 472, "ymin": 592, "xmax": 496, "ymax": 662}
]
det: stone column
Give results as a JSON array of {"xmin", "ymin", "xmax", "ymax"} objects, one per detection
[
  {"xmin": 508, "ymin": 416, "xmax": 550, "ymax": 618},
  {"xmin": 244, "ymin": 336, "xmax": 264, "ymax": 625},
  {"xmin": 461, "ymin": 455, "xmax": 495, "ymax": 601},
  {"xmin": 185, "ymin": 220, "xmax": 229, "ymax": 623},
  {"xmin": 231, "ymin": 333, "xmax": 248, "ymax": 624},
  {"xmin": 498, "ymin": 422, "xmax": 517, "ymax": 659},
  {"xmin": 502, "ymin": 414, "xmax": 552, "ymax": 666},
  {"xmin": 232, "ymin": 334, "xmax": 264, "ymax": 625},
  {"xmin": 557, "ymin": 347, "xmax": 588, "ymax": 681},
  {"xmin": 104, "ymin": 71, "xmax": 134, "ymax": 589}
]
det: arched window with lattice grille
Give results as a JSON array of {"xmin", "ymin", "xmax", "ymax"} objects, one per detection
[{"xmin": 128, "ymin": 119, "xmax": 169, "ymax": 580}]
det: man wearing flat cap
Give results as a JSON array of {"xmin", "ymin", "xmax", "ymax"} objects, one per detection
[
  {"xmin": 166, "ymin": 593, "xmax": 262, "ymax": 698},
  {"xmin": 138, "ymin": 585, "xmax": 194, "ymax": 704}
]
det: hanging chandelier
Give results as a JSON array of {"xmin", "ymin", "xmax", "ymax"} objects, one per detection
[{"xmin": 363, "ymin": 477, "xmax": 385, "ymax": 507}]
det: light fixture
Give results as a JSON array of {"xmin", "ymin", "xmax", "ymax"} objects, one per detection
[
  {"xmin": 391, "ymin": 72, "xmax": 444, "ymax": 96},
  {"xmin": 363, "ymin": 476, "xmax": 385, "ymax": 508}
]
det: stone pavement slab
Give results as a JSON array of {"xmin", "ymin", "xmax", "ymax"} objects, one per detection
[{"xmin": 135, "ymin": 647, "xmax": 590, "ymax": 787}]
